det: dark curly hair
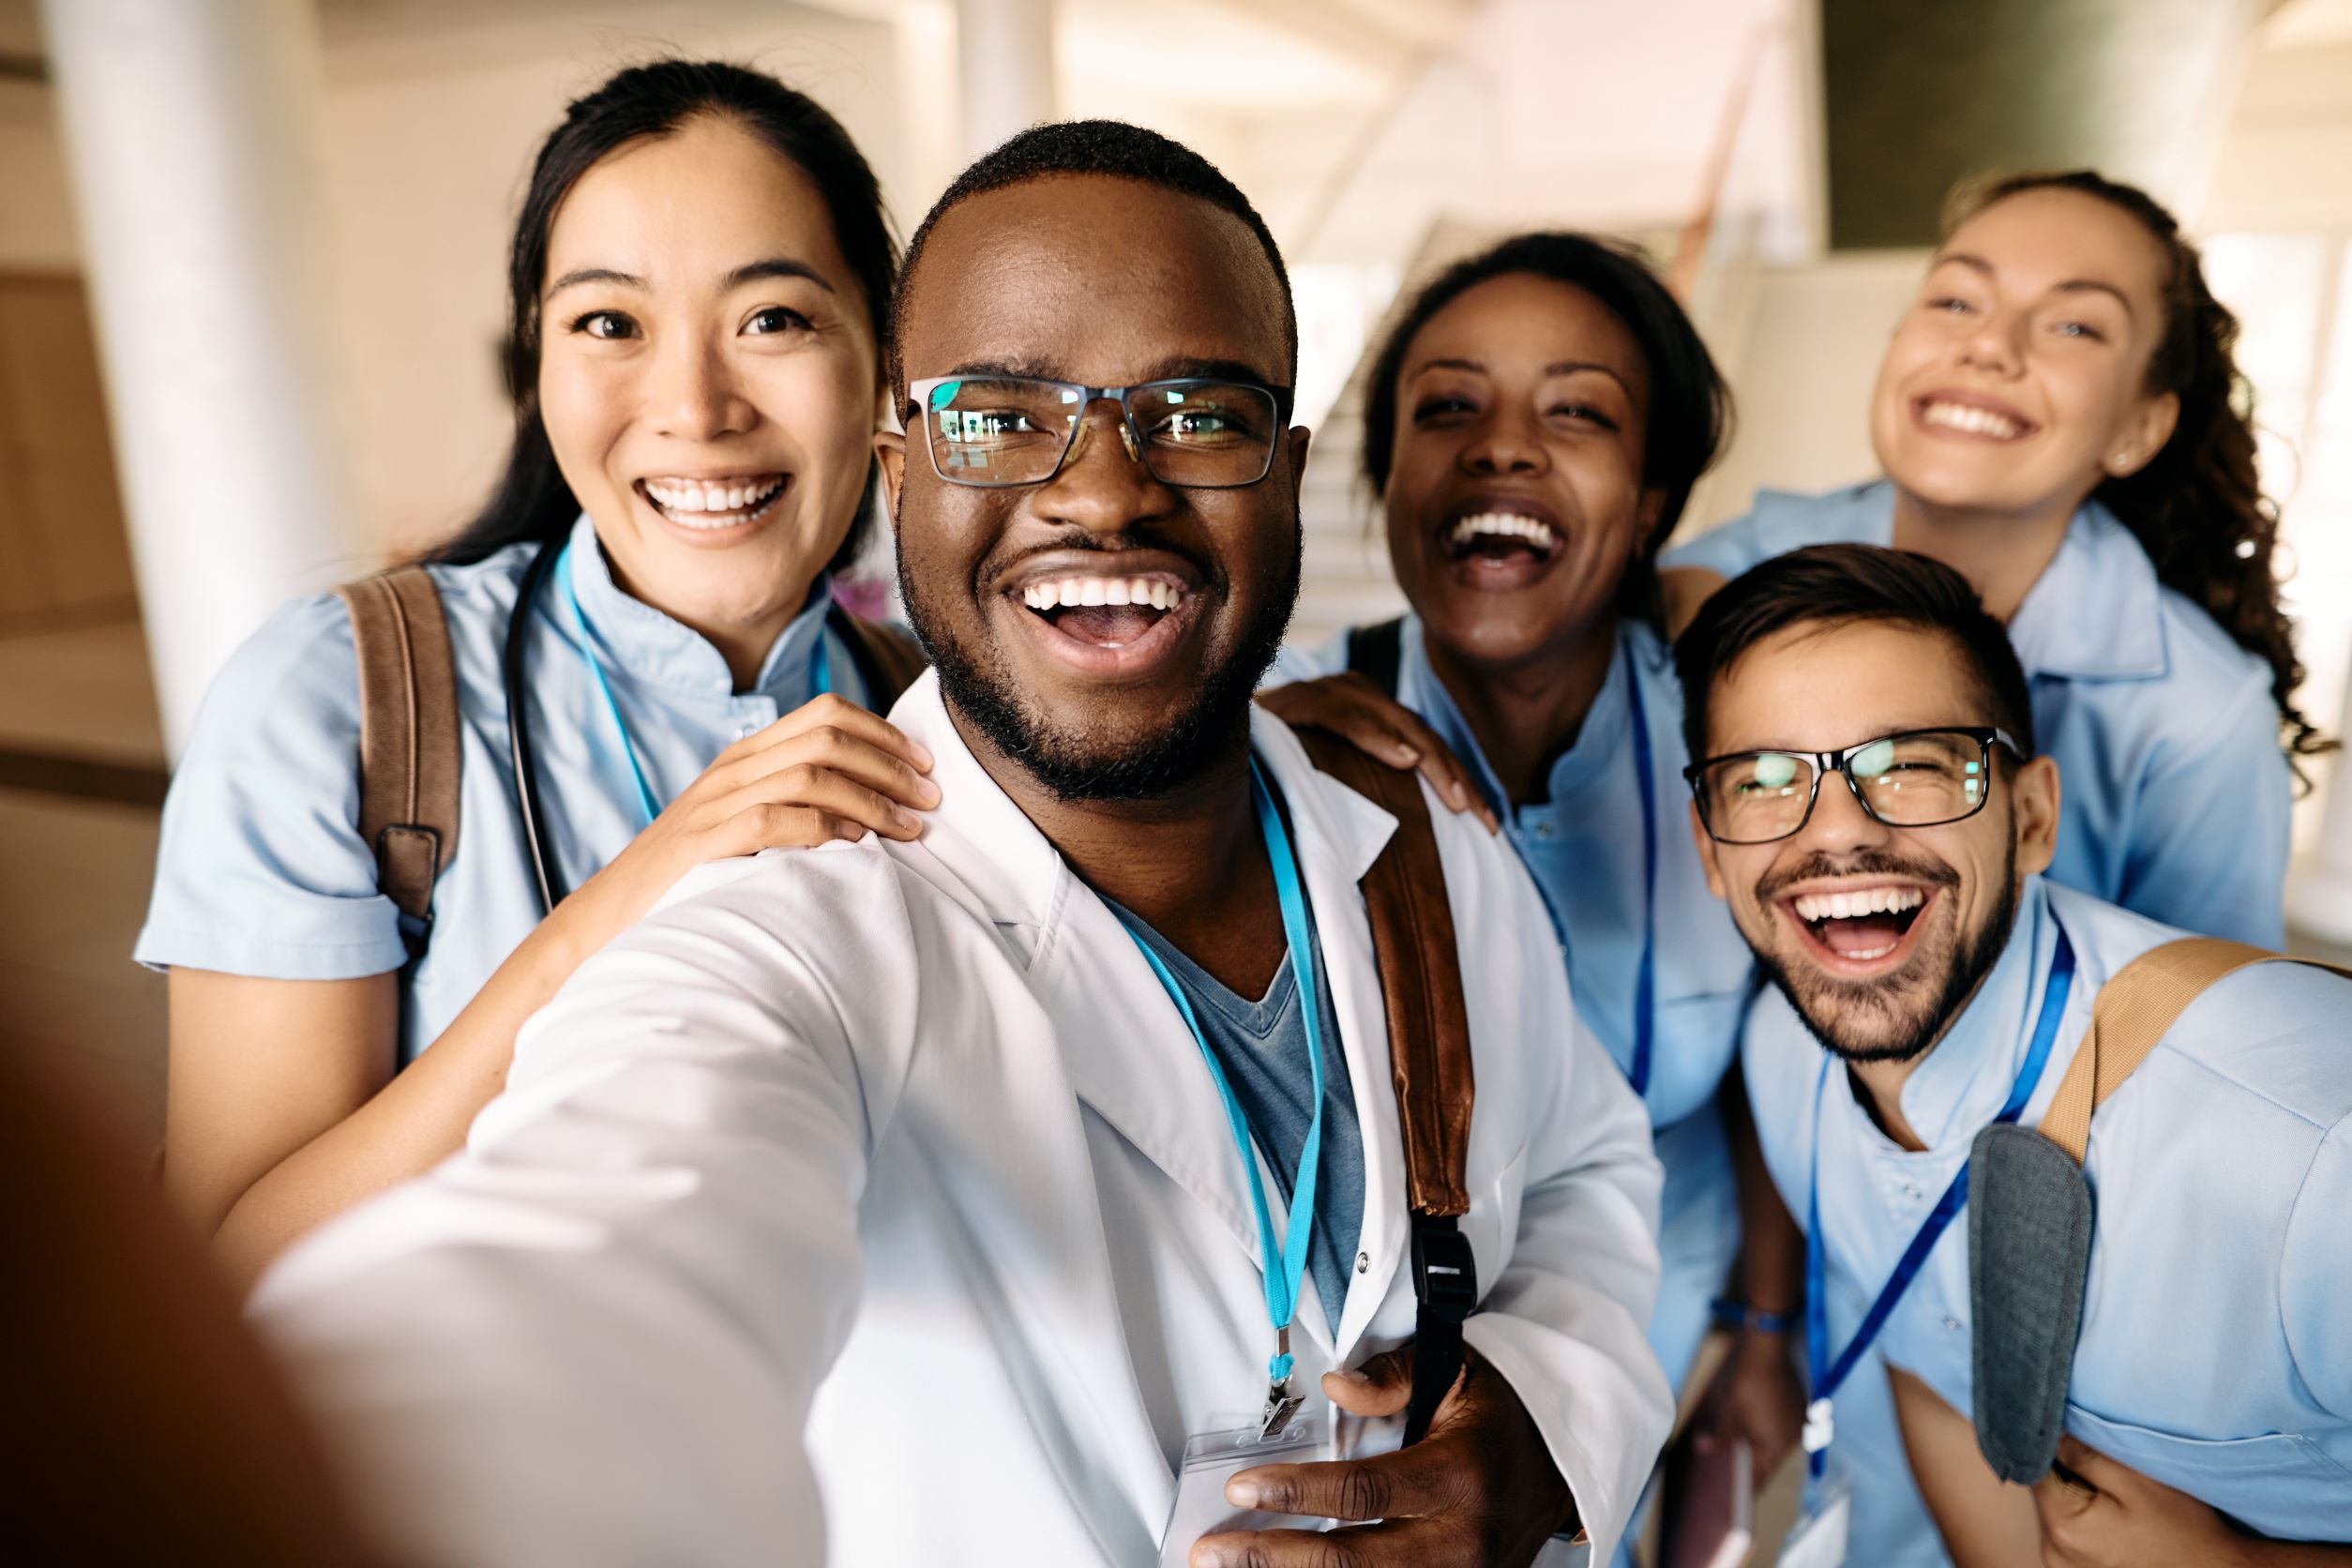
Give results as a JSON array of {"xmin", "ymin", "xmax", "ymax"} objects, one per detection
[
  {"xmin": 1945, "ymin": 170, "xmax": 2330, "ymax": 770},
  {"xmin": 1359, "ymin": 232, "xmax": 1732, "ymax": 627},
  {"xmin": 432, "ymin": 60, "xmax": 897, "ymax": 571}
]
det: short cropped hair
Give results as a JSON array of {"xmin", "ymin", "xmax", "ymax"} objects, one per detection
[
  {"xmin": 887, "ymin": 119, "xmax": 1297, "ymax": 401},
  {"xmin": 1672, "ymin": 544, "xmax": 2038, "ymax": 763}
]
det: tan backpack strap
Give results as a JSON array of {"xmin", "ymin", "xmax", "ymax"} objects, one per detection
[
  {"xmin": 2039, "ymin": 939, "xmax": 2352, "ymax": 1163},
  {"xmin": 334, "ymin": 566, "xmax": 461, "ymax": 961},
  {"xmin": 831, "ymin": 610, "xmax": 928, "ymax": 712},
  {"xmin": 1291, "ymin": 727, "xmax": 1474, "ymax": 1217}
]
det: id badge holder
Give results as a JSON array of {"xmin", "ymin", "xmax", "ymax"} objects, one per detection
[
  {"xmin": 1159, "ymin": 1406, "xmax": 1328, "ymax": 1567},
  {"xmin": 1777, "ymin": 1463, "xmax": 1852, "ymax": 1568}
]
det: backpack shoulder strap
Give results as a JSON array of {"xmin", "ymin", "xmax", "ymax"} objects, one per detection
[
  {"xmin": 2040, "ymin": 938, "xmax": 2352, "ymax": 1163},
  {"xmin": 830, "ymin": 606, "xmax": 929, "ymax": 712},
  {"xmin": 1344, "ymin": 617, "xmax": 1405, "ymax": 700},
  {"xmin": 1291, "ymin": 724, "xmax": 1475, "ymax": 1444},
  {"xmin": 335, "ymin": 566, "xmax": 461, "ymax": 963}
]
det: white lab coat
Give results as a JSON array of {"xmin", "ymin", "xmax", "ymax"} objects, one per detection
[{"xmin": 251, "ymin": 673, "xmax": 1670, "ymax": 1568}]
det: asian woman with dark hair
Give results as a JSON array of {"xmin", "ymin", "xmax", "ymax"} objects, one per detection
[{"xmin": 140, "ymin": 61, "xmax": 935, "ymax": 1287}]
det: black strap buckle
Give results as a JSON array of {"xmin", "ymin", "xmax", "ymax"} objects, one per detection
[{"xmin": 1403, "ymin": 1214, "xmax": 1478, "ymax": 1446}]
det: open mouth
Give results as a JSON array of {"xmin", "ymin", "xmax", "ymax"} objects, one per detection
[
  {"xmin": 1441, "ymin": 509, "xmax": 1564, "ymax": 567},
  {"xmin": 1786, "ymin": 883, "xmax": 1933, "ymax": 965},
  {"xmin": 1018, "ymin": 571, "xmax": 1193, "ymax": 652},
  {"xmin": 1913, "ymin": 398, "xmax": 2035, "ymax": 443},
  {"xmin": 638, "ymin": 473, "xmax": 788, "ymax": 532}
]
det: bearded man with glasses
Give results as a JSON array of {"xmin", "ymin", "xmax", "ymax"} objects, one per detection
[{"xmin": 1677, "ymin": 543, "xmax": 2352, "ymax": 1568}]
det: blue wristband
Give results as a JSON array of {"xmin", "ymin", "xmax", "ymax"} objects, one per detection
[{"xmin": 1711, "ymin": 1296, "xmax": 1799, "ymax": 1337}]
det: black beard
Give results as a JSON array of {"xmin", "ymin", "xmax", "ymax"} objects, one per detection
[
  {"xmin": 897, "ymin": 525, "xmax": 1300, "ymax": 804},
  {"xmin": 1760, "ymin": 839, "xmax": 2020, "ymax": 1065}
]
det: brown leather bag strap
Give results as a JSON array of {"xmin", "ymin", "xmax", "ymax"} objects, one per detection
[
  {"xmin": 1292, "ymin": 725, "xmax": 1477, "ymax": 1216},
  {"xmin": 2040, "ymin": 938, "xmax": 2352, "ymax": 1164},
  {"xmin": 1292, "ymin": 724, "xmax": 1478, "ymax": 1445},
  {"xmin": 335, "ymin": 566, "xmax": 461, "ymax": 962},
  {"xmin": 829, "ymin": 608, "xmax": 928, "ymax": 713}
]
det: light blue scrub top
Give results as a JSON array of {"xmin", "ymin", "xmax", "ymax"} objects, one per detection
[
  {"xmin": 1275, "ymin": 615, "xmax": 1756, "ymax": 1390},
  {"xmin": 138, "ymin": 514, "xmax": 868, "ymax": 1064},
  {"xmin": 1665, "ymin": 481, "xmax": 2293, "ymax": 947},
  {"xmin": 1746, "ymin": 878, "xmax": 2352, "ymax": 1560}
]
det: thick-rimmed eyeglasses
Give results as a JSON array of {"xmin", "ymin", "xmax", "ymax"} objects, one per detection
[
  {"xmin": 1685, "ymin": 726, "xmax": 2025, "ymax": 845},
  {"xmin": 906, "ymin": 373, "xmax": 1293, "ymax": 490}
]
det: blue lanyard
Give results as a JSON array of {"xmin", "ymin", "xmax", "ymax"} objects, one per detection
[
  {"xmin": 1802, "ymin": 927, "xmax": 2076, "ymax": 1478},
  {"xmin": 1116, "ymin": 760, "xmax": 1325, "ymax": 1395},
  {"xmin": 1621, "ymin": 637, "xmax": 1659, "ymax": 1098},
  {"xmin": 555, "ymin": 538, "xmax": 831, "ymax": 830}
]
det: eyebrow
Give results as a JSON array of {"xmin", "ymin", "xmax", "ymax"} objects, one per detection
[
  {"xmin": 543, "ymin": 256, "xmax": 837, "ymax": 301},
  {"xmin": 927, "ymin": 354, "xmax": 1283, "ymax": 387},
  {"xmin": 1929, "ymin": 252, "xmax": 2135, "ymax": 318},
  {"xmin": 1408, "ymin": 355, "xmax": 1634, "ymax": 393}
]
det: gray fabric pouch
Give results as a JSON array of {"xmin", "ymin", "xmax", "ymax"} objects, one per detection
[{"xmin": 1968, "ymin": 1122, "xmax": 2096, "ymax": 1483}]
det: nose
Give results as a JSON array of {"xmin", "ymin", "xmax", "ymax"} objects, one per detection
[
  {"xmin": 1955, "ymin": 305, "xmax": 2025, "ymax": 378},
  {"xmin": 1459, "ymin": 401, "xmax": 1547, "ymax": 476},
  {"xmin": 1031, "ymin": 400, "xmax": 1176, "ymax": 537},
  {"xmin": 1796, "ymin": 763, "xmax": 1898, "ymax": 858},
  {"xmin": 649, "ymin": 335, "xmax": 755, "ymax": 442}
]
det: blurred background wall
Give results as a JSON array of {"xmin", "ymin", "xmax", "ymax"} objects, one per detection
[{"xmin": 4, "ymin": 0, "xmax": 2351, "ymax": 1149}]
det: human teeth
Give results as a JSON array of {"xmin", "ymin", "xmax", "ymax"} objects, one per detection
[
  {"xmin": 644, "ymin": 476, "xmax": 784, "ymax": 518},
  {"xmin": 1022, "ymin": 577, "xmax": 1187, "ymax": 613},
  {"xmin": 1794, "ymin": 886, "xmax": 1926, "ymax": 922},
  {"xmin": 1923, "ymin": 401, "xmax": 2022, "ymax": 439},
  {"xmin": 1448, "ymin": 511, "xmax": 1560, "ymax": 550}
]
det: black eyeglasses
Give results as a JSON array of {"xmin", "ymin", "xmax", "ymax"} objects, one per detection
[
  {"xmin": 906, "ymin": 373, "xmax": 1293, "ymax": 490},
  {"xmin": 1684, "ymin": 727, "xmax": 2025, "ymax": 845}
]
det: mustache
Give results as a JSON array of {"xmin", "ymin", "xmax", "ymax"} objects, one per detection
[
  {"xmin": 1756, "ymin": 848, "xmax": 1960, "ymax": 905},
  {"xmin": 984, "ymin": 527, "xmax": 1221, "ymax": 590}
]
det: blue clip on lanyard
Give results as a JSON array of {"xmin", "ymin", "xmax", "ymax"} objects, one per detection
[
  {"xmin": 1118, "ymin": 759, "xmax": 1326, "ymax": 1403},
  {"xmin": 556, "ymin": 538, "xmax": 832, "ymax": 831},
  {"xmin": 1802, "ymin": 927, "xmax": 2076, "ymax": 1480},
  {"xmin": 1621, "ymin": 638, "xmax": 1659, "ymax": 1098}
]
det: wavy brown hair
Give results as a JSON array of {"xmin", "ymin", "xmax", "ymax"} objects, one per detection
[{"xmin": 1945, "ymin": 170, "xmax": 2330, "ymax": 771}]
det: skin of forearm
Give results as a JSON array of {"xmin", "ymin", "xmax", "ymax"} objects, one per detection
[{"xmin": 209, "ymin": 890, "xmax": 612, "ymax": 1292}]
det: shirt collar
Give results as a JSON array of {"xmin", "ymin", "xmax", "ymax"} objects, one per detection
[
  {"xmin": 1883, "ymin": 877, "xmax": 2063, "ymax": 1151},
  {"xmin": 1397, "ymin": 611, "xmax": 1644, "ymax": 815},
  {"xmin": 2005, "ymin": 499, "xmax": 2166, "ymax": 681},
  {"xmin": 562, "ymin": 513, "xmax": 837, "ymax": 702}
]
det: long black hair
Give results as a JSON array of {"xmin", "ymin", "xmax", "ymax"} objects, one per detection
[
  {"xmin": 1360, "ymin": 232, "xmax": 1732, "ymax": 627},
  {"xmin": 432, "ymin": 59, "xmax": 897, "ymax": 571},
  {"xmin": 1944, "ymin": 170, "xmax": 2330, "ymax": 768}
]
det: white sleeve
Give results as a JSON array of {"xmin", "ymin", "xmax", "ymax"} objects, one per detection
[
  {"xmin": 1443, "ymin": 802, "xmax": 1671, "ymax": 1562},
  {"xmin": 248, "ymin": 846, "xmax": 918, "ymax": 1568}
]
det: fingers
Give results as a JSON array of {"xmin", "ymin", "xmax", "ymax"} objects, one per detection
[
  {"xmin": 739, "ymin": 694, "xmax": 936, "ymax": 775},
  {"xmin": 1227, "ymin": 1445, "xmax": 1456, "ymax": 1525},
  {"xmin": 716, "ymin": 713, "xmax": 941, "ymax": 815},
  {"xmin": 1259, "ymin": 676, "xmax": 1495, "ymax": 830},
  {"xmin": 1321, "ymin": 1348, "xmax": 1414, "ymax": 1417},
  {"xmin": 720, "ymin": 767, "xmax": 924, "ymax": 851},
  {"xmin": 1191, "ymin": 1519, "xmax": 1455, "ymax": 1568}
]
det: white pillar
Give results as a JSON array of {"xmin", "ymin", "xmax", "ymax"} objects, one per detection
[
  {"xmin": 40, "ymin": 0, "xmax": 362, "ymax": 757},
  {"xmin": 2287, "ymin": 654, "xmax": 2352, "ymax": 948},
  {"xmin": 957, "ymin": 0, "xmax": 1055, "ymax": 160}
]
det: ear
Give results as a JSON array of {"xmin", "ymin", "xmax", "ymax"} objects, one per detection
[
  {"xmin": 2101, "ymin": 390, "xmax": 2179, "ymax": 480},
  {"xmin": 2011, "ymin": 753, "xmax": 2060, "ymax": 878},
  {"xmin": 1284, "ymin": 423, "xmax": 1314, "ymax": 487},
  {"xmin": 1689, "ymin": 799, "xmax": 1728, "ymax": 900},
  {"xmin": 875, "ymin": 429, "xmax": 908, "ymax": 518},
  {"xmin": 1636, "ymin": 486, "xmax": 1670, "ymax": 550}
]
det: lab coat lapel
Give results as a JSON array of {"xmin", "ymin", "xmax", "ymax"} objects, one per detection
[{"xmin": 1250, "ymin": 716, "xmax": 1411, "ymax": 1363}]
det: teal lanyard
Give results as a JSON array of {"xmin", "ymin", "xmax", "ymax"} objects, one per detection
[
  {"xmin": 555, "ymin": 539, "xmax": 830, "ymax": 829},
  {"xmin": 1116, "ymin": 759, "xmax": 1325, "ymax": 1396}
]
